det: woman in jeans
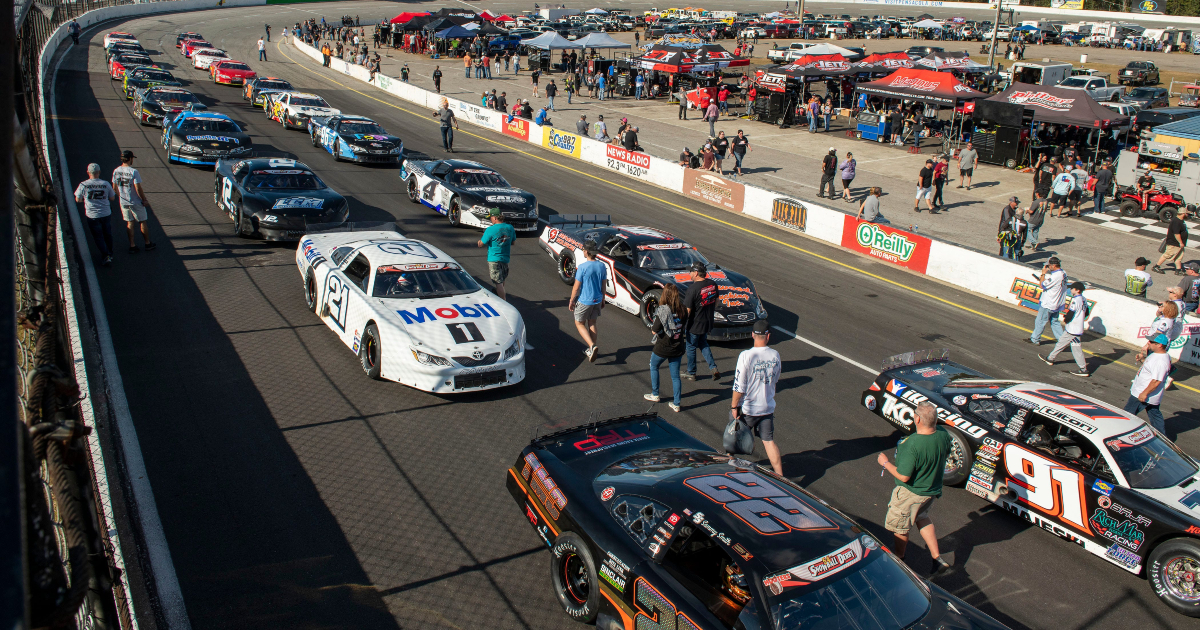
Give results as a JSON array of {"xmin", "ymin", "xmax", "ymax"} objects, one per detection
[
  {"xmin": 931, "ymin": 154, "xmax": 948, "ymax": 209},
  {"xmin": 644, "ymin": 284, "xmax": 687, "ymax": 412},
  {"xmin": 839, "ymin": 151, "xmax": 856, "ymax": 202}
]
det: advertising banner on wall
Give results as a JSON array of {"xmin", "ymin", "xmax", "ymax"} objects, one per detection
[
  {"xmin": 841, "ymin": 217, "xmax": 931, "ymax": 273},
  {"xmin": 771, "ymin": 198, "xmax": 807, "ymax": 232},
  {"xmin": 543, "ymin": 127, "xmax": 582, "ymax": 159},
  {"xmin": 603, "ymin": 145, "xmax": 652, "ymax": 179},
  {"xmin": 1049, "ymin": 0, "xmax": 1084, "ymax": 9},
  {"xmin": 682, "ymin": 170, "xmax": 745, "ymax": 212},
  {"xmin": 453, "ymin": 100, "xmax": 500, "ymax": 131},
  {"xmin": 503, "ymin": 116, "xmax": 531, "ymax": 141}
]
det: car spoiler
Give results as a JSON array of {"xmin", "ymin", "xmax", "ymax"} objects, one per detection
[
  {"xmin": 303, "ymin": 221, "xmax": 403, "ymax": 236},
  {"xmin": 543, "ymin": 214, "xmax": 611, "ymax": 229},
  {"xmin": 532, "ymin": 407, "xmax": 657, "ymax": 444},
  {"xmin": 880, "ymin": 348, "xmax": 948, "ymax": 372}
]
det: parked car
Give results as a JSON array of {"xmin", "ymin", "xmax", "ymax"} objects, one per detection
[
  {"xmin": 1119, "ymin": 61, "xmax": 1160, "ymax": 86},
  {"xmin": 1123, "ymin": 87, "xmax": 1171, "ymax": 110},
  {"xmin": 1057, "ymin": 75, "xmax": 1126, "ymax": 102},
  {"xmin": 1100, "ymin": 102, "xmax": 1139, "ymax": 134},
  {"xmin": 1131, "ymin": 107, "xmax": 1200, "ymax": 138}
]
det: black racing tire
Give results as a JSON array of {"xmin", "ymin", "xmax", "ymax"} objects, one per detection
[
  {"xmin": 1110, "ymin": 93, "xmax": 1120, "ymax": 102},
  {"xmin": 232, "ymin": 203, "xmax": 244, "ymax": 237},
  {"xmin": 1120, "ymin": 199, "xmax": 1141, "ymax": 218},
  {"xmin": 311, "ymin": 130, "xmax": 320, "ymax": 147},
  {"xmin": 557, "ymin": 250, "xmax": 577, "ymax": 285},
  {"xmin": 1149, "ymin": 538, "xmax": 1200, "ymax": 616},
  {"xmin": 359, "ymin": 323, "xmax": 383, "ymax": 380},
  {"xmin": 1160, "ymin": 205, "xmax": 1179, "ymax": 223},
  {"xmin": 407, "ymin": 176, "xmax": 421, "ymax": 204},
  {"xmin": 304, "ymin": 272, "xmax": 319, "ymax": 313},
  {"xmin": 640, "ymin": 289, "xmax": 662, "ymax": 330},
  {"xmin": 941, "ymin": 426, "xmax": 973, "ymax": 487},
  {"xmin": 550, "ymin": 532, "xmax": 600, "ymax": 623},
  {"xmin": 447, "ymin": 197, "xmax": 462, "ymax": 227}
]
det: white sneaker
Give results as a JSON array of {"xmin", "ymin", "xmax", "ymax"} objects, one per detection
[
  {"xmin": 668, "ymin": 402, "xmax": 681, "ymax": 412},
  {"xmin": 644, "ymin": 393, "xmax": 660, "ymax": 402},
  {"xmin": 588, "ymin": 345, "xmax": 597, "ymax": 363}
]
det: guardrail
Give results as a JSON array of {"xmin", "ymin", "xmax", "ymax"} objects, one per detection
[{"xmin": 293, "ymin": 36, "xmax": 1200, "ymax": 368}]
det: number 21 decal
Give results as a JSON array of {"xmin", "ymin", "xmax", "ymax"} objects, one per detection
[{"xmin": 1003, "ymin": 443, "xmax": 1093, "ymax": 536}]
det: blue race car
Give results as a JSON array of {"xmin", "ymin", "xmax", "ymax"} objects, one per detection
[
  {"xmin": 160, "ymin": 110, "xmax": 252, "ymax": 166},
  {"xmin": 307, "ymin": 115, "xmax": 403, "ymax": 163}
]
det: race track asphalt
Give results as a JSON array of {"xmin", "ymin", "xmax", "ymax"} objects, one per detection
[{"xmin": 52, "ymin": 3, "xmax": 1200, "ymax": 629}]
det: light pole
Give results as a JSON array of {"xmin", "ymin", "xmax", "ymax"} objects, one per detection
[{"xmin": 986, "ymin": 0, "xmax": 1003, "ymax": 70}]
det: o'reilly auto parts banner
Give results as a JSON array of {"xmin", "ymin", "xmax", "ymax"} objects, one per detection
[
  {"xmin": 682, "ymin": 169, "xmax": 745, "ymax": 213},
  {"xmin": 604, "ymin": 145, "xmax": 651, "ymax": 179},
  {"xmin": 841, "ymin": 216, "xmax": 930, "ymax": 273}
]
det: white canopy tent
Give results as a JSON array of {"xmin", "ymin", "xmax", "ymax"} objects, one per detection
[
  {"xmin": 574, "ymin": 32, "xmax": 630, "ymax": 48},
  {"xmin": 523, "ymin": 31, "xmax": 584, "ymax": 49},
  {"xmin": 584, "ymin": 7, "xmax": 608, "ymax": 14},
  {"xmin": 912, "ymin": 19, "xmax": 943, "ymax": 29},
  {"xmin": 799, "ymin": 42, "xmax": 857, "ymax": 56}
]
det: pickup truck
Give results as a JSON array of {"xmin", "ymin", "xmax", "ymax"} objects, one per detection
[
  {"xmin": 1056, "ymin": 75, "xmax": 1125, "ymax": 102},
  {"xmin": 766, "ymin": 42, "xmax": 811, "ymax": 63}
]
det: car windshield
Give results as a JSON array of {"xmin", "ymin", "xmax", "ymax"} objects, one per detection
[
  {"xmin": 190, "ymin": 42, "xmax": 212, "ymax": 48},
  {"xmin": 178, "ymin": 118, "xmax": 241, "ymax": 133},
  {"xmin": 290, "ymin": 96, "xmax": 330, "ymax": 107},
  {"xmin": 372, "ymin": 265, "xmax": 480, "ymax": 298},
  {"xmin": 246, "ymin": 171, "xmax": 324, "ymax": 189},
  {"xmin": 769, "ymin": 547, "xmax": 930, "ymax": 630},
  {"xmin": 201, "ymin": 51, "xmax": 228, "ymax": 58},
  {"xmin": 137, "ymin": 70, "xmax": 174, "ymax": 81},
  {"xmin": 119, "ymin": 56, "xmax": 151, "ymax": 65},
  {"xmin": 260, "ymin": 80, "xmax": 291, "ymax": 90},
  {"xmin": 220, "ymin": 63, "xmax": 251, "ymax": 71},
  {"xmin": 1128, "ymin": 88, "xmax": 1159, "ymax": 98},
  {"xmin": 1106, "ymin": 426, "xmax": 1197, "ymax": 489},
  {"xmin": 1059, "ymin": 78, "xmax": 1089, "ymax": 87},
  {"xmin": 446, "ymin": 169, "xmax": 508, "ymax": 187},
  {"xmin": 152, "ymin": 91, "xmax": 200, "ymax": 104},
  {"xmin": 339, "ymin": 121, "xmax": 388, "ymax": 135},
  {"xmin": 637, "ymin": 246, "xmax": 710, "ymax": 270}
]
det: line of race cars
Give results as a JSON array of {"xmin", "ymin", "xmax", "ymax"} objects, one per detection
[{"xmin": 98, "ymin": 27, "xmax": 1200, "ymax": 627}]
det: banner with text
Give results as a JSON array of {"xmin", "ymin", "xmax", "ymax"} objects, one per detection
[
  {"xmin": 681, "ymin": 169, "xmax": 745, "ymax": 213},
  {"xmin": 841, "ymin": 217, "xmax": 931, "ymax": 273},
  {"xmin": 543, "ymin": 127, "xmax": 583, "ymax": 159}
]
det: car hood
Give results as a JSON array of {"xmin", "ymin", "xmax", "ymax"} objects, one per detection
[
  {"xmin": 386, "ymin": 292, "xmax": 521, "ymax": 357},
  {"xmin": 151, "ymin": 100, "xmax": 206, "ymax": 113},
  {"xmin": 182, "ymin": 133, "xmax": 250, "ymax": 148},
  {"xmin": 291, "ymin": 106, "xmax": 341, "ymax": 116},
  {"xmin": 656, "ymin": 267, "xmax": 760, "ymax": 315},
  {"xmin": 340, "ymin": 133, "xmax": 402, "ymax": 148},
  {"xmin": 1133, "ymin": 474, "xmax": 1200, "ymax": 521},
  {"xmin": 457, "ymin": 186, "xmax": 537, "ymax": 208},
  {"xmin": 247, "ymin": 190, "xmax": 345, "ymax": 216}
]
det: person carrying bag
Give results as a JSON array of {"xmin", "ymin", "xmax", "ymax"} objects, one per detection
[{"xmin": 644, "ymin": 285, "xmax": 687, "ymax": 412}]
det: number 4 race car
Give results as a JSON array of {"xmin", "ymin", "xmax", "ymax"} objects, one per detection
[
  {"xmin": 539, "ymin": 216, "xmax": 767, "ymax": 340},
  {"xmin": 507, "ymin": 412, "xmax": 1007, "ymax": 630},
  {"xmin": 860, "ymin": 349, "xmax": 1200, "ymax": 616},
  {"xmin": 214, "ymin": 158, "xmax": 348, "ymax": 240},
  {"xmin": 400, "ymin": 156, "xmax": 539, "ymax": 231},
  {"xmin": 307, "ymin": 115, "xmax": 403, "ymax": 163},
  {"xmin": 295, "ymin": 227, "xmax": 526, "ymax": 392}
]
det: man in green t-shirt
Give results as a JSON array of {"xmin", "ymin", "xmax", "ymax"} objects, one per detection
[
  {"xmin": 477, "ymin": 208, "xmax": 516, "ymax": 301},
  {"xmin": 877, "ymin": 401, "xmax": 953, "ymax": 578}
]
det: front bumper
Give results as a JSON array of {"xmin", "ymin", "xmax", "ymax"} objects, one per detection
[
  {"xmin": 397, "ymin": 356, "xmax": 526, "ymax": 393},
  {"xmin": 344, "ymin": 150, "xmax": 401, "ymax": 163},
  {"xmin": 707, "ymin": 317, "xmax": 764, "ymax": 341}
]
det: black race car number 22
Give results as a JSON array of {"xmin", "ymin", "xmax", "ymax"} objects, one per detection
[{"xmin": 324, "ymin": 274, "xmax": 350, "ymax": 332}]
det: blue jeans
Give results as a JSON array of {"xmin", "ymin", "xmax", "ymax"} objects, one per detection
[
  {"xmin": 465, "ymin": 67, "xmax": 471, "ymax": 78},
  {"xmin": 808, "ymin": 114, "xmax": 818, "ymax": 132},
  {"xmin": 548, "ymin": 96, "xmax": 555, "ymax": 110},
  {"xmin": 1030, "ymin": 306, "xmax": 1063, "ymax": 343},
  {"xmin": 719, "ymin": 100, "xmax": 728, "ymax": 113},
  {"xmin": 686, "ymin": 332, "xmax": 716, "ymax": 375},
  {"xmin": 567, "ymin": 91, "xmax": 572, "ymax": 104},
  {"xmin": 440, "ymin": 126, "xmax": 453, "ymax": 150},
  {"xmin": 1093, "ymin": 191, "xmax": 1107, "ymax": 214},
  {"xmin": 823, "ymin": 113, "xmax": 831, "ymax": 130},
  {"xmin": 1125, "ymin": 396, "xmax": 1165, "ymax": 433},
  {"xmin": 598, "ymin": 85, "xmax": 605, "ymax": 100},
  {"xmin": 1026, "ymin": 224, "xmax": 1042, "ymax": 248},
  {"xmin": 635, "ymin": 85, "xmax": 643, "ymax": 99},
  {"xmin": 650, "ymin": 353, "xmax": 682, "ymax": 405},
  {"xmin": 259, "ymin": 50, "xmax": 267, "ymax": 60}
]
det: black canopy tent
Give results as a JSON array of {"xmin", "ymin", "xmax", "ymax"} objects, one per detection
[
  {"xmin": 395, "ymin": 15, "xmax": 436, "ymax": 32},
  {"xmin": 977, "ymin": 82, "xmax": 1130, "ymax": 167}
]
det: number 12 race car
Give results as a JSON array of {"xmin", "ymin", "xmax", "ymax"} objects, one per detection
[
  {"xmin": 295, "ymin": 228, "xmax": 525, "ymax": 392},
  {"xmin": 508, "ymin": 413, "xmax": 1006, "ymax": 630},
  {"xmin": 538, "ymin": 217, "xmax": 767, "ymax": 340},
  {"xmin": 400, "ymin": 157, "xmax": 539, "ymax": 231},
  {"xmin": 860, "ymin": 349, "xmax": 1200, "ymax": 616},
  {"xmin": 214, "ymin": 158, "xmax": 348, "ymax": 240}
]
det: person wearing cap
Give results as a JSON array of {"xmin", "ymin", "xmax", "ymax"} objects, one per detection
[
  {"xmin": 818, "ymin": 147, "xmax": 837, "ymax": 199},
  {"xmin": 731, "ymin": 319, "xmax": 782, "ymax": 475},
  {"xmin": 1124, "ymin": 333, "xmax": 1172, "ymax": 433},
  {"xmin": 998, "ymin": 198, "xmax": 1027, "ymax": 261},
  {"xmin": 1039, "ymin": 281, "xmax": 1090, "ymax": 377},
  {"xmin": 1154, "ymin": 206, "xmax": 1190, "ymax": 274},
  {"xmin": 1178, "ymin": 262, "xmax": 1200, "ymax": 314},
  {"xmin": 1125, "ymin": 257, "xmax": 1154, "ymax": 297},
  {"xmin": 1047, "ymin": 166, "xmax": 1076, "ymax": 219},
  {"xmin": 1025, "ymin": 191, "xmax": 1049, "ymax": 253},
  {"xmin": 533, "ymin": 105, "xmax": 550, "ymax": 127},
  {"xmin": 1029, "ymin": 256, "xmax": 1066, "ymax": 344},
  {"xmin": 679, "ymin": 147, "xmax": 696, "ymax": 169},
  {"xmin": 682, "ymin": 262, "xmax": 720, "ymax": 381},
  {"xmin": 1092, "ymin": 158, "xmax": 1114, "ymax": 215},
  {"xmin": 914, "ymin": 159, "xmax": 935, "ymax": 214},
  {"xmin": 111, "ymin": 151, "xmax": 155, "ymax": 253},
  {"xmin": 477, "ymin": 208, "xmax": 516, "ymax": 301},
  {"xmin": 592, "ymin": 114, "xmax": 608, "ymax": 141},
  {"xmin": 1067, "ymin": 160, "xmax": 1089, "ymax": 217},
  {"xmin": 576, "ymin": 114, "xmax": 589, "ymax": 136},
  {"xmin": 74, "ymin": 163, "xmax": 117, "ymax": 266},
  {"xmin": 569, "ymin": 242, "xmax": 607, "ymax": 362}
]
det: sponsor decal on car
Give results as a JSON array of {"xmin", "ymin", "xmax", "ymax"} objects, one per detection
[
  {"xmin": 601, "ymin": 486, "xmax": 615, "ymax": 501},
  {"xmin": 685, "ymin": 471, "xmax": 834, "ymax": 536},
  {"xmin": 396, "ymin": 303, "xmax": 502, "ymax": 325},
  {"xmin": 1107, "ymin": 426, "xmax": 1154, "ymax": 451},
  {"xmin": 763, "ymin": 536, "xmax": 875, "ymax": 595},
  {"xmin": 573, "ymin": 428, "xmax": 649, "ymax": 455},
  {"xmin": 1093, "ymin": 479, "xmax": 1115, "ymax": 496},
  {"xmin": 1105, "ymin": 543, "xmax": 1140, "ymax": 570},
  {"xmin": 1090, "ymin": 508, "xmax": 1145, "ymax": 551},
  {"xmin": 952, "ymin": 395, "xmax": 967, "ymax": 406},
  {"xmin": 523, "ymin": 453, "xmax": 567, "ymax": 519},
  {"xmin": 272, "ymin": 197, "xmax": 324, "ymax": 209}
]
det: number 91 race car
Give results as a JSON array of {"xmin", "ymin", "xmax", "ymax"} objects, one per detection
[
  {"xmin": 539, "ymin": 216, "xmax": 767, "ymax": 340},
  {"xmin": 400, "ymin": 157, "xmax": 539, "ymax": 231},
  {"xmin": 860, "ymin": 349, "xmax": 1200, "ymax": 616},
  {"xmin": 307, "ymin": 115, "xmax": 403, "ymax": 163},
  {"xmin": 296, "ymin": 227, "xmax": 525, "ymax": 392},
  {"xmin": 214, "ymin": 158, "xmax": 348, "ymax": 240},
  {"xmin": 507, "ymin": 412, "xmax": 1007, "ymax": 630}
]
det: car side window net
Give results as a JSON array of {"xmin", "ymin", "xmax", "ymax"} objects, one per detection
[{"xmin": 343, "ymin": 255, "xmax": 371, "ymax": 292}]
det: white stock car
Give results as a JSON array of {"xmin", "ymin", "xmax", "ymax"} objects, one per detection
[
  {"xmin": 267, "ymin": 92, "xmax": 341, "ymax": 130},
  {"xmin": 192, "ymin": 48, "xmax": 230, "ymax": 70},
  {"xmin": 296, "ymin": 228, "xmax": 526, "ymax": 393}
]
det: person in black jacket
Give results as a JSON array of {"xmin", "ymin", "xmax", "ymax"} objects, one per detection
[
  {"xmin": 1154, "ymin": 207, "xmax": 1191, "ymax": 274},
  {"xmin": 644, "ymin": 284, "xmax": 687, "ymax": 412},
  {"xmin": 818, "ymin": 147, "xmax": 837, "ymax": 198}
]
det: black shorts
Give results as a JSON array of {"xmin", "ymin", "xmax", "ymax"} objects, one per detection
[
  {"xmin": 743, "ymin": 413, "xmax": 775, "ymax": 442},
  {"xmin": 960, "ymin": 168, "xmax": 973, "ymax": 177},
  {"xmin": 1068, "ymin": 189, "xmax": 1082, "ymax": 202},
  {"xmin": 1049, "ymin": 192, "xmax": 1068, "ymax": 206}
]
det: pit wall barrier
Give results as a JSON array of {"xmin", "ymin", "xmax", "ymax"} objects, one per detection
[{"xmin": 293, "ymin": 38, "xmax": 1200, "ymax": 367}]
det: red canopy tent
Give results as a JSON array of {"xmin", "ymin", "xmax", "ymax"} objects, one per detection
[
  {"xmin": 854, "ymin": 52, "xmax": 914, "ymax": 74},
  {"xmin": 778, "ymin": 54, "xmax": 853, "ymax": 78},
  {"xmin": 390, "ymin": 11, "xmax": 430, "ymax": 24},
  {"xmin": 854, "ymin": 68, "xmax": 985, "ymax": 105},
  {"xmin": 631, "ymin": 44, "xmax": 750, "ymax": 73}
]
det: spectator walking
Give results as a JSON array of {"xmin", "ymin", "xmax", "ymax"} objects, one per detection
[
  {"xmin": 678, "ymin": 87, "xmax": 689, "ymax": 120},
  {"xmin": 569, "ymin": 243, "xmax": 607, "ymax": 362},
  {"xmin": 713, "ymin": 131, "xmax": 729, "ymax": 176},
  {"xmin": 400, "ymin": 63, "xmax": 409, "ymax": 82},
  {"xmin": 477, "ymin": 208, "xmax": 515, "ymax": 300},
  {"xmin": 1125, "ymin": 257, "xmax": 1154, "ymax": 297},
  {"xmin": 74, "ymin": 163, "xmax": 116, "ymax": 266},
  {"xmin": 644, "ymin": 284, "xmax": 687, "ymax": 412},
  {"xmin": 1154, "ymin": 208, "xmax": 1191, "ymax": 274},
  {"xmin": 705, "ymin": 99, "xmax": 719, "ymax": 138},
  {"xmin": 731, "ymin": 320, "xmax": 783, "ymax": 475},
  {"xmin": 683, "ymin": 262, "xmax": 720, "ymax": 381},
  {"xmin": 432, "ymin": 65, "xmax": 442, "ymax": 93},
  {"xmin": 1048, "ymin": 168, "xmax": 1076, "ymax": 218},
  {"xmin": 956, "ymin": 141, "xmax": 977, "ymax": 190},
  {"xmin": 68, "ymin": 20, "xmax": 81, "ymax": 45},
  {"xmin": 258, "ymin": 37, "xmax": 267, "ymax": 61},
  {"xmin": 1039, "ymin": 282, "xmax": 1090, "ymax": 377},
  {"xmin": 818, "ymin": 147, "xmax": 837, "ymax": 199},
  {"xmin": 531, "ymin": 69, "xmax": 540, "ymax": 97},
  {"xmin": 839, "ymin": 151, "xmax": 856, "ymax": 202},
  {"xmin": 111, "ymin": 151, "xmax": 155, "ymax": 253},
  {"xmin": 432, "ymin": 98, "xmax": 458, "ymax": 152},
  {"xmin": 1067, "ymin": 161, "xmax": 1089, "ymax": 217},
  {"xmin": 1025, "ymin": 192, "xmax": 1049, "ymax": 252},
  {"xmin": 1179, "ymin": 262, "xmax": 1200, "ymax": 314},
  {"xmin": 265, "ymin": 23, "xmax": 271, "ymax": 42},
  {"xmin": 1125, "ymin": 333, "xmax": 1172, "ymax": 433},
  {"xmin": 730, "ymin": 130, "xmax": 750, "ymax": 177},
  {"xmin": 931, "ymin": 154, "xmax": 947, "ymax": 209},
  {"xmin": 877, "ymin": 401, "xmax": 954, "ymax": 578},
  {"xmin": 514, "ymin": 52, "xmax": 521, "ymax": 74},
  {"xmin": 545, "ymin": 79, "xmax": 557, "ymax": 110},
  {"xmin": 857, "ymin": 187, "xmax": 888, "ymax": 223},
  {"xmin": 565, "ymin": 74, "xmax": 575, "ymax": 104},
  {"xmin": 1029, "ymin": 256, "xmax": 1067, "ymax": 344},
  {"xmin": 914, "ymin": 159, "xmax": 935, "ymax": 213},
  {"xmin": 576, "ymin": 114, "xmax": 589, "ymax": 136}
]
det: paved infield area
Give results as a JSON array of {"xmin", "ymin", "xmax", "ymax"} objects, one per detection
[{"xmin": 53, "ymin": 3, "xmax": 1200, "ymax": 629}]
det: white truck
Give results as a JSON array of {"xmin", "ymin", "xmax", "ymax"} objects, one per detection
[
  {"xmin": 1056, "ymin": 74, "xmax": 1125, "ymax": 102},
  {"xmin": 767, "ymin": 42, "xmax": 814, "ymax": 63},
  {"xmin": 1009, "ymin": 61, "xmax": 1072, "ymax": 86}
]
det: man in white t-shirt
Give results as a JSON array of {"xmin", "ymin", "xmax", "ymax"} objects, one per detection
[
  {"xmin": 112, "ymin": 150, "xmax": 155, "ymax": 253},
  {"xmin": 74, "ymin": 163, "xmax": 116, "ymax": 266},
  {"xmin": 1039, "ymin": 282, "xmax": 1090, "ymax": 377},
  {"xmin": 1124, "ymin": 333, "xmax": 1172, "ymax": 433},
  {"xmin": 1124, "ymin": 257, "xmax": 1153, "ymax": 298},
  {"xmin": 258, "ymin": 37, "xmax": 267, "ymax": 61},
  {"xmin": 1029, "ymin": 256, "xmax": 1066, "ymax": 345},
  {"xmin": 731, "ymin": 320, "xmax": 783, "ymax": 475}
]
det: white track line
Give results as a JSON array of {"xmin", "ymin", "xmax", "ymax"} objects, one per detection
[{"xmin": 770, "ymin": 326, "xmax": 876, "ymax": 375}]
